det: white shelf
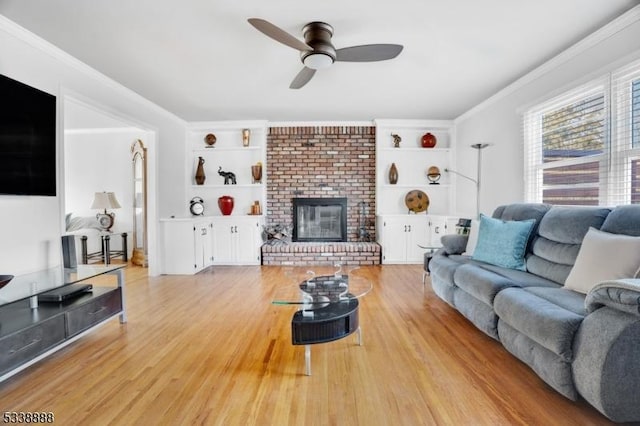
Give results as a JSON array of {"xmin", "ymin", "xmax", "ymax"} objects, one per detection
[
  {"xmin": 192, "ymin": 146, "xmax": 262, "ymax": 153},
  {"xmin": 191, "ymin": 183, "xmax": 263, "ymax": 189},
  {"xmin": 185, "ymin": 120, "xmax": 268, "ymax": 218},
  {"xmin": 379, "ymin": 147, "xmax": 450, "ymax": 153},
  {"xmin": 375, "ymin": 119, "xmax": 456, "ymax": 216},
  {"xmin": 381, "ymin": 184, "xmax": 451, "ymax": 188}
]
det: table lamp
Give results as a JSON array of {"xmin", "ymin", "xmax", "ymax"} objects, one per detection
[{"xmin": 91, "ymin": 191, "xmax": 121, "ymax": 231}]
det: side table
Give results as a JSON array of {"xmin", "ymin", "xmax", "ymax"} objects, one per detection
[{"xmin": 81, "ymin": 232, "xmax": 128, "ymax": 265}]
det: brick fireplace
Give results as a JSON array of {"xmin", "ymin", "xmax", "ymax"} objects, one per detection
[{"xmin": 263, "ymin": 125, "xmax": 380, "ymax": 265}]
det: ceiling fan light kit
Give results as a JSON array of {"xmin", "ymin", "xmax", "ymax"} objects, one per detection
[{"xmin": 248, "ymin": 18, "xmax": 403, "ymax": 88}]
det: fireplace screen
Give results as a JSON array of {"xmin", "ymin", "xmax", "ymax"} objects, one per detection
[{"xmin": 293, "ymin": 198, "xmax": 347, "ymax": 242}]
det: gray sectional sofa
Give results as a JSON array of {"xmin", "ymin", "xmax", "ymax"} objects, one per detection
[{"xmin": 429, "ymin": 203, "xmax": 640, "ymax": 423}]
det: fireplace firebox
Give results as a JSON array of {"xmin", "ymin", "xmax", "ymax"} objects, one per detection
[{"xmin": 293, "ymin": 198, "xmax": 347, "ymax": 242}]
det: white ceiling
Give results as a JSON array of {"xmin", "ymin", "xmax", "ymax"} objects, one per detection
[{"xmin": 1, "ymin": 1, "xmax": 638, "ymax": 122}]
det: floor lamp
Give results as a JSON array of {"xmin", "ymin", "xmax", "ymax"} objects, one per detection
[{"xmin": 444, "ymin": 143, "xmax": 491, "ymax": 218}]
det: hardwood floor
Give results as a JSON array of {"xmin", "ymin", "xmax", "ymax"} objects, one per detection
[{"xmin": 0, "ymin": 265, "xmax": 614, "ymax": 425}]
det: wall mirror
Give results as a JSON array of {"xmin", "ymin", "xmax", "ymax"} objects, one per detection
[{"xmin": 131, "ymin": 139, "xmax": 148, "ymax": 267}]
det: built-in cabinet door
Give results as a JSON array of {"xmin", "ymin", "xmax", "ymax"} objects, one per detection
[
  {"xmin": 211, "ymin": 217, "xmax": 262, "ymax": 265},
  {"xmin": 162, "ymin": 219, "xmax": 202, "ymax": 274},
  {"xmin": 426, "ymin": 216, "xmax": 448, "ymax": 248},
  {"xmin": 194, "ymin": 222, "xmax": 213, "ymax": 270},
  {"xmin": 235, "ymin": 219, "xmax": 261, "ymax": 264},
  {"xmin": 211, "ymin": 221, "xmax": 234, "ymax": 264},
  {"xmin": 406, "ymin": 217, "xmax": 430, "ymax": 262},
  {"xmin": 378, "ymin": 214, "xmax": 459, "ymax": 264},
  {"xmin": 380, "ymin": 219, "xmax": 407, "ymax": 263}
]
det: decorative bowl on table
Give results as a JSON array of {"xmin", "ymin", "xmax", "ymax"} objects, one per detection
[{"xmin": 0, "ymin": 275, "xmax": 14, "ymax": 290}]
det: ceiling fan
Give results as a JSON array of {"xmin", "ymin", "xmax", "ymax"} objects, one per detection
[{"xmin": 248, "ymin": 18, "xmax": 404, "ymax": 89}]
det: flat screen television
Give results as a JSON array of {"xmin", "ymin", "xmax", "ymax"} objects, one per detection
[{"xmin": 0, "ymin": 73, "xmax": 56, "ymax": 196}]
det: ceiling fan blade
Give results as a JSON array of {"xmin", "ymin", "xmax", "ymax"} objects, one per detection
[
  {"xmin": 290, "ymin": 67, "xmax": 316, "ymax": 89},
  {"xmin": 248, "ymin": 18, "xmax": 310, "ymax": 52},
  {"xmin": 336, "ymin": 44, "xmax": 404, "ymax": 62}
]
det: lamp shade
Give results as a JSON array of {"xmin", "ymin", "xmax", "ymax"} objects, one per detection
[{"xmin": 91, "ymin": 192, "xmax": 121, "ymax": 210}]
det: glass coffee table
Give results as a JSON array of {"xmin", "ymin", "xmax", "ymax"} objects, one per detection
[{"xmin": 273, "ymin": 266, "xmax": 372, "ymax": 375}]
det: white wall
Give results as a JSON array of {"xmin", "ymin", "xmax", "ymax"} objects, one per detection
[
  {"xmin": 453, "ymin": 9, "xmax": 640, "ymax": 217},
  {"xmin": 64, "ymin": 130, "xmax": 138, "ymax": 227},
  {"xmin": 0, "ymin": 16, "xmax": 187, "ymax": 275}
]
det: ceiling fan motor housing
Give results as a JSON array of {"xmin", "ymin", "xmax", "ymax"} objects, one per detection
[{"xmin": 300, "ymin": 22, "xmax": 336, "ymax": 67}]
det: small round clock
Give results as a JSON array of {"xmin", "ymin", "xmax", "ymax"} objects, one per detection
[{"xmin": 190, "ymin": 197, "xmax": 205, "ymax": 216}]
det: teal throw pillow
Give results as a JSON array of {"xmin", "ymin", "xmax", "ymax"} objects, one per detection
[{"xmin": 472, "ymin": 215, "xmax": 535, "ymax": 271}]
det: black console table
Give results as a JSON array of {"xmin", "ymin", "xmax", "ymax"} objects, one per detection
[{"xmin": 0, "ymin": 265, "xmax": 126, "ymax": 382}]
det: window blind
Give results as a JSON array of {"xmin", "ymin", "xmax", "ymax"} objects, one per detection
[
  {"xmin": 524, "ymin": 57, "xmax": 640, "ymax": 206},
  {"xmin": 523, "ymin": 81, "xmax": 606, "ymax": 205}
]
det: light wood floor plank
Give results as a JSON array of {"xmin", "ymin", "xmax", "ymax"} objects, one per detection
[{"xmin": 0, "ymin": 265, "xmax": 613, "ymax": 425}]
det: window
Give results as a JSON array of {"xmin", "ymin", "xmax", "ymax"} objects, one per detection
[{"xmin": 524, "ymin": 58, "xmax": 640, "ymax": 206}]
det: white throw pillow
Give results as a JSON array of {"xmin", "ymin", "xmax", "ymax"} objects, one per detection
[
  {"xmin": 564, "ymin": 227, "xmax": 640, "ymax": 294},
  {"xmin": 463, "ymin": 219, "xmax": 480, "ymax": 256}
]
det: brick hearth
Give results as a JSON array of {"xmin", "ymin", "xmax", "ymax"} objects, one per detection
[{"xmin": 261, "ymin": 242, "xmax": 381, "ymax": 266}]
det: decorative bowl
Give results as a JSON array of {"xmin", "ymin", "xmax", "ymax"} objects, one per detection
[
  {"xmin": 0, "ymin": 275, "xmax": 14, "ymax": 290},
  {"xmin": 204, "ymin": 133, "xmax": 217, "ymax": 147},
  {"xmin": 405, "ymin": 190, "xmax": 430, "ymax": 213}
]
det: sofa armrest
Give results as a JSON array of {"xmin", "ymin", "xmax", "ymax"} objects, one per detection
[
  {"xmin": 440, "ymin": 234, "xmax": 468, "ymax": 255},
  {"xmin": 585, "ymin": 279, "xmax": 640, "ymax": 316}
]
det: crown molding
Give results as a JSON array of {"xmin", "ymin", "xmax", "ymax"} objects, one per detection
[
  {"xmin": 0, "ymin": 14, "xmax": 187, "ymax": 126},
  {"xmin": 454, "ymin": 4, "xmax": 640, "ymax": 124}
]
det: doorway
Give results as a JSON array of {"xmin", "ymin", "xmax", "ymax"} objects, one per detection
[{"xmin": 62, "ymin": 95, "xmax": 157, "ymax": 275}]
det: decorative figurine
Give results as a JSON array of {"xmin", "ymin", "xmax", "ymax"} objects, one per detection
[
  {"xmin": 392, "ymin": 133, "xmax": 401, "ymax": 148},
  {"xmin": 218, "ymin": 166, "xmax": 237, "ymax": 185}
]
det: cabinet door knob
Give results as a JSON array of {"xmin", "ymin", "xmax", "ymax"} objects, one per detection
[{"xmin": 434, "ymin": 226, "xmax": 440, "ymax": 234}]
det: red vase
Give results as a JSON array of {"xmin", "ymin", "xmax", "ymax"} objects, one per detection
[
  {"xmin": 421, "ymin": 132, "xmax": 437, "ymax": 148},
  {"xmin": 218, "ymin": 195, "xmax": 234, "ymax": 215}
]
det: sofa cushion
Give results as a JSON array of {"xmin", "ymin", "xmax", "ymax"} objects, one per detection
[
  {"xmin": 564, "ymin": 228, "xmax": 640, "ymax": 294},
  {"xmin": 601, "ymin": 204, "xmax": 640, "ymax": 236},
  {"xmin": 524, "ymin": 286, "xmax": 586, "ymax": 316},
  {"xmin": 527, "ymin": 206, "xmax": 611, "ymax": 284},
  {"xmin": 494, "ymin": 287, "xmax": 585, "ymax": 361},
  {"xmin": 476, "ymin": 262, "xmax": 560, "ymax": 289},
  {"xmin": 454, "ymin": 264, "xmax": 517, "ymax": 306},
  {"xmin": 472, "ymin": 215, "xmax": 535, "ymax": 271},
  {"xmin": 429, "ymin": 254, "xmax": 475, "ymax": 306},
  {"xmin": 498, "ymin": 321, "xmax": 578, "ymax": 400}
]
